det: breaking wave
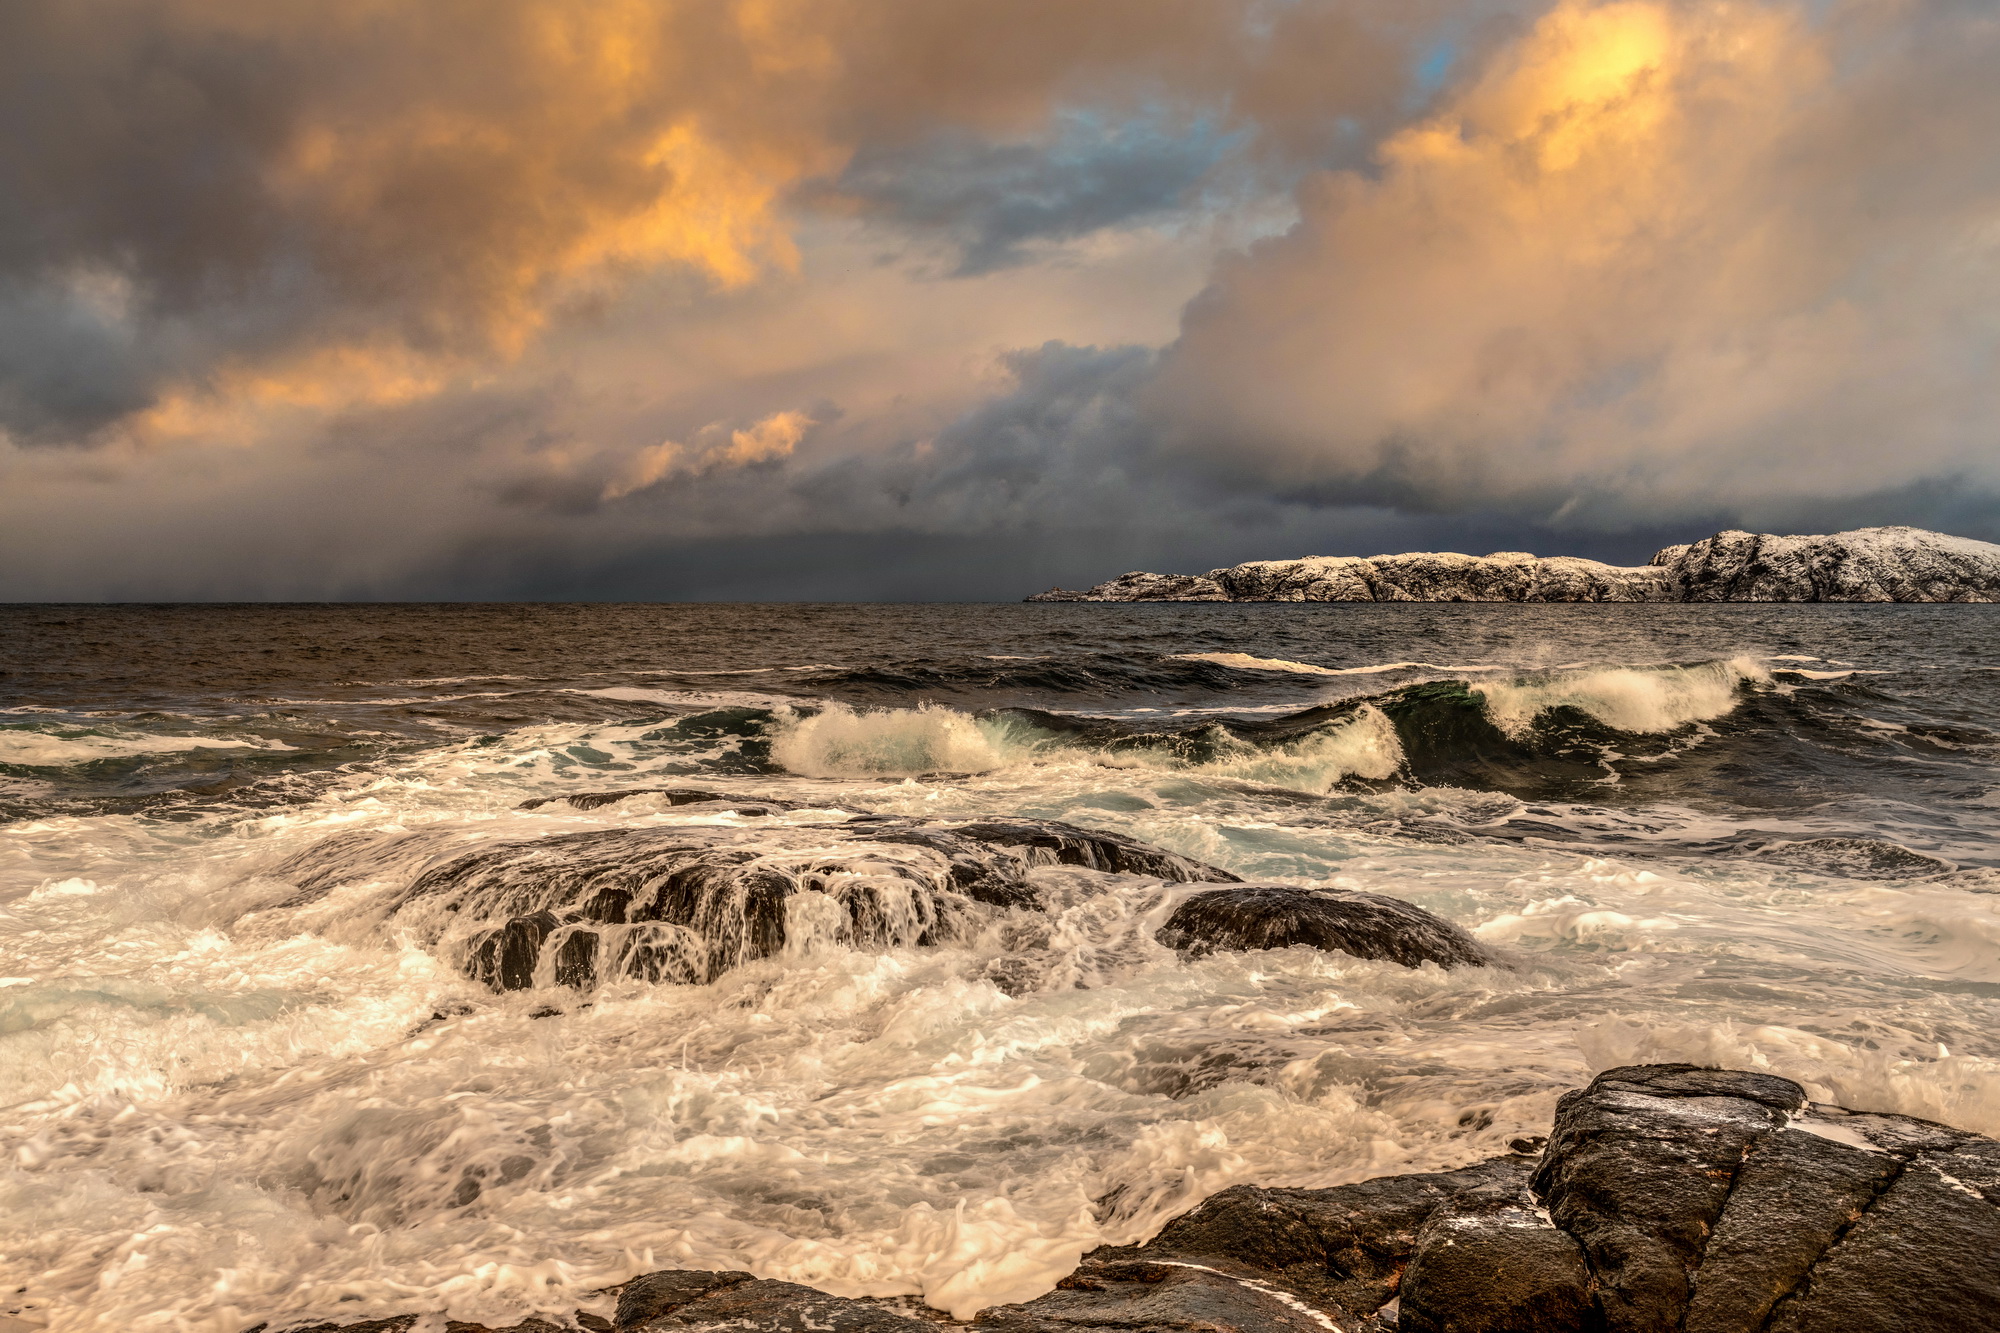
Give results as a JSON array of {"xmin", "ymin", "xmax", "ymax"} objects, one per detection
[
  {"xmin": 1471, "ymin": 657, "xmax": 1767, "ymax": 737},
  {"xmin": 752, "ymin": 659, "xmax": 1775, "ymax": 797},
  {"xmin": 767, "ymin": 703, "xmax": 1044, "ymax": 777}
]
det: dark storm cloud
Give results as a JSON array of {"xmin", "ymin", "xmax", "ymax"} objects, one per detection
[
  {"xmin": 0, "ymin": 279, "xmax": 164, "ymax": 439},
  {"xmin": 828, "ymin": 115, "xmax": 1236, "ymax": 275}
]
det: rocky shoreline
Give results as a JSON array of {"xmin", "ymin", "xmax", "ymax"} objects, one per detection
[
  {"xmin": 249, "ymin": 806, "xmax": 2000, "ymax": 1331},
  {"xmin": 275, "ymin": 1063, "xmax": 2000, "ymax": 1333},
  {"xmin": 1025, "ymin": 526, "xmax": 2000, "ymax": 603}
]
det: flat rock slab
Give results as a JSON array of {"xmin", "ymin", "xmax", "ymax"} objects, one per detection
[{"xmin": 975, "ymin": 1259, "xmax": 1333, "ymax": 1332}]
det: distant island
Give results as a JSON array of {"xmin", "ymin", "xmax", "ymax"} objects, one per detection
[{"xmin": 1026, "ymin": 526, "xmax": 2000, "ymax": 603}]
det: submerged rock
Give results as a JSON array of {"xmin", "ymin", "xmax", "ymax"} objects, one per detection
[
  {"xmin": 517, "ymin": 788, "xmax": 858, "ymax": 815},
  {"xmin": 1156, "ymin": 885, "xmax": 1489, "ymax": 970},
  {"xmin": 265, "ymin": 807, "xmax": 1236, "ymax": 993},
  {"xmin": 927, "ymin": 817, "xmax": 1242, "ymax": 883},
  {"xmin": 1027, "ymin": 526, "xmax": 2000, "ymax": 603},
  {"xmin": 1747, "ymin": 836, "xmax": 1957, "ymax": 879},
  {"xmin": 975, "ymin": 1259, "xmax": 1332, "ymax": 1332}
]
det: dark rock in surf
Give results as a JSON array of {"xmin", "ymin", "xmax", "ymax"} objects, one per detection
[
  {"xmin": 1398, "ymin": 1198, "xmax": 1597, "ymax": 1333},
  {"xmin": 1747, "ymin": 836, "xmax": 1957, "ymax": 879},
  {"xmin": 1534, "ymin": 1063, "xmax": 2000, "ymax": 1333},
  {"xmin": 1090, "ymin": 1154, "xmax": 1542, "ymax": 1322},
  {"xmin": 892, "ymin": 817, "xmax": 1241, "ymax": 884},
  {"xmin": 517, "ymin": 788, "xmax": 863, "ymax": 816},
  {"xmin": 263, "ymin": 1272, "xmax": 937, "ymax": 1333},
  {"xmin": 465, "ymin": 909, "xmax": 561, "ymax": 990},
  {"xmin": 1156, "ymin": 885, "xmax": 1488, "ymax": 970},
  {"xmin": 265, "ymin": 813, "xmax": 1234, "ymax": 994},
  {"xmin": 614, "ymin": 1270, "xmax": 933, "ymax": 1331},
  {"xmin": 270, "ymin": 1312, "xmax": 568, "ymax": 1320}
]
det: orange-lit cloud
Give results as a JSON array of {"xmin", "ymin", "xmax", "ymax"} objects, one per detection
[
  {"xmin": 0, "ymin": 0, "xmax": 1429, "ymax": 447},
  {"xmin": 1152, "ymin": 0, "xmax": 2000, "ymax": 525},
  {"xmin": 603, "ymin": 409, "xmax": 815, "ymax": 499}
]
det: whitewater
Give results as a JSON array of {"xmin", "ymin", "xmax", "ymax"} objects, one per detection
[{"xmin": 2, "ymin": 603, "xmax": 1998, "ymax": 1332}]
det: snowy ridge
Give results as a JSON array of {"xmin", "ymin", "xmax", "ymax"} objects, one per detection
[{"xmin": 1025, "ymin": 526, "xmax": 2000, "ymax": 603}]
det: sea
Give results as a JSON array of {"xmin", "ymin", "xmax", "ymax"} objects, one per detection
[{"xmin": 3, "ymin": 602, "xmax": 1998, "ymax": 1331}]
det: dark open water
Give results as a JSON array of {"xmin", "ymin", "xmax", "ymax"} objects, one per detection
[{"xmin": 3, "ymin": 603, "xmax": 1998, "ymax": 1329}]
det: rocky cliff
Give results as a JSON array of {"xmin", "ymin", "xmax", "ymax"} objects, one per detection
[{"xmin": 1025, "ymin": 526, "xmax": 2000, "ymax": 603}]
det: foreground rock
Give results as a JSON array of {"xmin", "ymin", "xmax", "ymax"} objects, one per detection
[
  {"xmin": 1157, "ymin": 885, "xmax": 1489, "ymax": 970},
  {"xmin": 1020, "ymin": 1063, "xmax": 2000, "ymax": 1331},
  {"xmin": 1027, "ymin": 526, "xmax": 2000, "ymax": 603},
  {"xmin": 267, "ymin": 1063, "xmax": 2000, "ymax": 1333}
]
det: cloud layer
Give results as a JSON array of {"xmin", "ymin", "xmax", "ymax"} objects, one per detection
[{"xmin": 1, "ymin": 0, "xmax": 1996, "ymax": 598}]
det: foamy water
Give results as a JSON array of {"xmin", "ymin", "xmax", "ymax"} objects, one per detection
[{"xmin": 3, "ymin": 604, "xmax": 1998, "ymax": 1333}]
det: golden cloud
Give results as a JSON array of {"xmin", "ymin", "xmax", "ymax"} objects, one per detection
[{"xmin": 1152, "ymin": 0, "xmax": 1989, "ymax": 516}]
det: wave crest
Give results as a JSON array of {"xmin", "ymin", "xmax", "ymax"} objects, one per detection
[
  {"xmin": 768, "ymin": 703, "xmax": 1038, "ymax": 778},
  {"xmin": 1473, "ymin": 657, "xmax": 1766, "ymax": 737},
  {"xmin": 1179, "ymin": 704, "xmax": 1404, "ymax": 793}
]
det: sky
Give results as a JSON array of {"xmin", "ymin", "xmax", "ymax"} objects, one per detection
[{"xmin": 3, "ymin": 0, "xmax": 1998, "ymax": 600}]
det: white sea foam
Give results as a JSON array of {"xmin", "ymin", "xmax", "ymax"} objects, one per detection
[
  {"xmin": 1579, "ymin": 1018, "xmax": 2000, "ymax": 1138},
  {"xmin": 0, "ymin": 730, "xmax": 292, "ymax": 767},
  {"xmin": 1473, "ymin": 657, "xmax": 1767, "ymax": 736},
  {"xmin": 570, "ymin": 686, "xmax": 796, "ymax": 709},
  {"xmin": 1174, "ymin": 653, "xmax": 1504, "ymax": 676}
]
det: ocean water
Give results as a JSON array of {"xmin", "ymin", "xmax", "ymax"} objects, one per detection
[{"xmin": 3, "ymin": 602, "xmax": 1999, "ymax": 1330}]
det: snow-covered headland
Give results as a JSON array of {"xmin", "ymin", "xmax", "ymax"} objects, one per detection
[{"xmin": 1026, "ymin": 526, "xmax": 2000, "ymax": 602}]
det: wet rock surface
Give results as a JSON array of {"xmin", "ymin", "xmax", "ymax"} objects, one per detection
[
  {"xmin": 265, "ymin": 1064, "xmax": 2000, "ymax": 1333},
  {"xmin": 1027, "ymin": 526, "xmax": 2000, "ymax": 603},
  {"xmin": 1157, "ymin": 885, "xmax": 1489, "ymax": 970},
  {"xmin": 614, "ymin": 1270, "xmax": 942, "ymax": 1331},
  {"xmin": 1023, "ymin": 1063, "xmax": 2000, "ymax": 1331},
  {"xmin": 517, "ymin": 788, "xmax": 863, "ymax": 815}
]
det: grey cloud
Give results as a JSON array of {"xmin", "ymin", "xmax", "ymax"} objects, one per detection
[
  {"xmin": 829, "ymin": 116, "xmax": 1235, "ymax": 275},
  {"xmin": 0, "ymin": 278, "xmax": 164, "ymax": 439}
]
